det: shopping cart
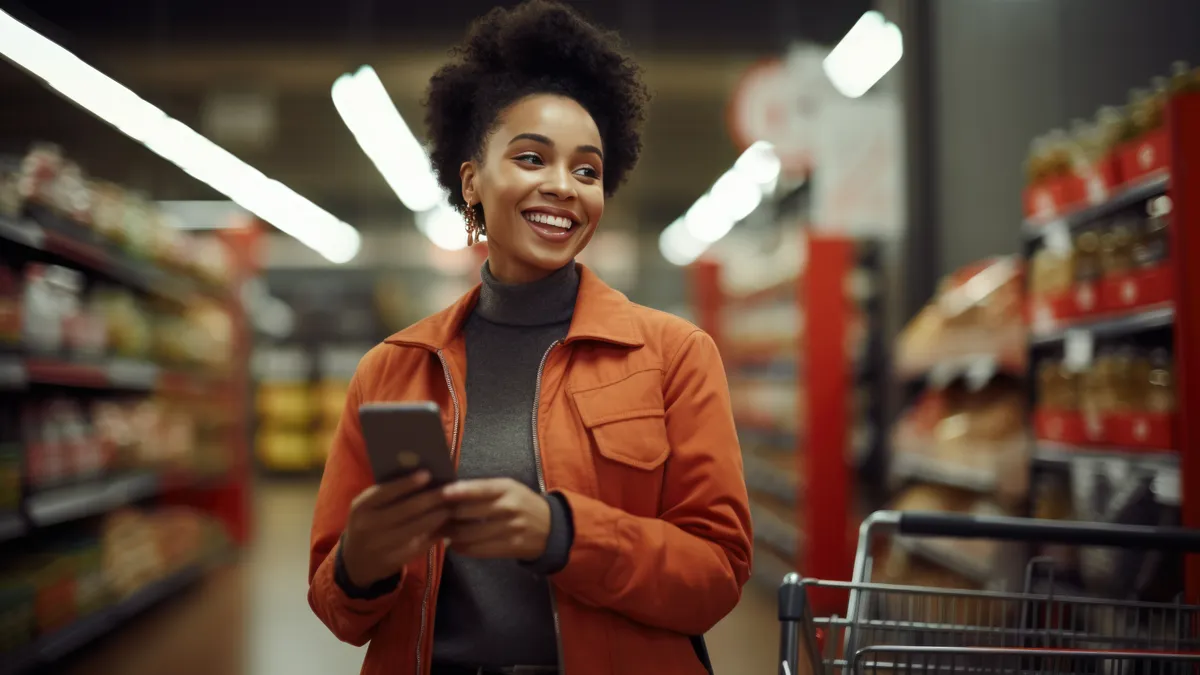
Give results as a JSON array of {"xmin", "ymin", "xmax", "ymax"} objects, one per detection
[{"xmin": 779, "ymin": 510, "xmax": 1200, "ymax": 675}]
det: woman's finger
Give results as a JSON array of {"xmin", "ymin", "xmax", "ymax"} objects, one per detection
[
  {"xmin": 385, "ymin": 507, "xmax": 453, "ymax": 542},
  {"xmin": 374, "ymin": 488, "xmax": 450, "ymax": 527},
  {"xmin": 448, "ymin": 499, "xmax": 504, "ymax": 521},
  {"xmin": 440, "ymin": 478, "xmax": 517, "ymax": 503},
  {"xmin": 443, "ymin": 518, "xmax": 509, "ymax": 546},
  {"xmin": 362, "ymin": 471, "xmax": 433, "ymax": 509}
]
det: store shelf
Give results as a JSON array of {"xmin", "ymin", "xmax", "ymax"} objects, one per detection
[
  {"xmin": 737, "ymin": 426, "xmax": 797, "ymax": 452},
  {"xmin": 0, "ymin": 560, "xmax": 213, "ymax": 675},
  {"xmin": 1022, "ymin": 173, "xmax": 1169, "ymax": 239},
  {"xmin": 23, "ymin": 472, "xmax": 161, "ymax": 528},
  {"xmin": 749, "ymin": 501, "xmax": 800, "ymax": 559},
  {"xmin": 0, "ymin": 212, "xmax": 230, "ymax": 305},
  {"xmin": 901, "ymin": 352, "xmax": 1023, "ymax": 391},
  {"xmin": 890, "ymin": 452, "xmax": 998, "ymax": 493},
  {"xmin": 1032, "ymin": 441, "xmax": 1178, "ymax": 465},
  {"xmin": 0, "ymin": 353, "xmax": 223, "ymax": 392},
  {"xmin": 0, "ymin": 512, "xmax": 26, "ymax": 542},
  {"xmin": 896, "ymin": 536, "xmax": 993, "ymax": 583},
  {"xmin": 743, "ymin": 453, "xmax": 797, "ymax": 504},
  {"xmin": 1030, "ymin": 305, "xmax": 1175, "ymax": 345}
]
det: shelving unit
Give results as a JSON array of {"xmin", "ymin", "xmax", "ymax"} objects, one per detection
[
  {"xmin": 1022, "ymin": 91, "xmax": 1200, "ymax": 602},
  {"xmin": 692, "ymin": 233, "xmax": 886, "ymax": 614},
  {"xmin": 0, "ymin": 145, "xmax": 253, "ymax": 670}
]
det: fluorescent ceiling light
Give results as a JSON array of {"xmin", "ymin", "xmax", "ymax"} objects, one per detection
[
  {"xmin": 823, "ymin": 11, "xmax": 904, "ymax": 99},
  {"xmin": 332, "ymin": 65, "xmax": 467, "ymax": 251},
  {"xmin": 0, "ymin": 9, "xmax": 361, "ymax": 264},
  {"xmin": 659, "ymin": 218, "xmax": 710, "ymax": 267},
  {"xmin": 332, "ymin": 66, "xmax": 445, "ymax": 213},
  {"xmin": 659, "ymin": 142, "xmax": 780, "ymax": 266}
]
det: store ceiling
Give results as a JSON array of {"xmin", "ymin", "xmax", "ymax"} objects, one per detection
[{"xmin": 0, "ymin": 0, "xmax": 868, "ymax": 238}]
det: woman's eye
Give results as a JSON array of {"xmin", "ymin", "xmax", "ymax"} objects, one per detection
[
  {"xmin": 574, "ymin": 166, "xmax": 599, "ymax": 179},
  {"xmin": 514, "ymin": 153, "xmax": 544, "ymax": 166}
]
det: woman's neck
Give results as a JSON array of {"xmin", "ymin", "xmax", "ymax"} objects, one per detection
[{"xmin": 475, "ymin": 260, "xmax": 579, "ymax": 327}]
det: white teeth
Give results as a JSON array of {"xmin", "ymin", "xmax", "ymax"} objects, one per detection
[{"xmin": 525, "ymin": 212, "xmax": 573, "ymax": 229}]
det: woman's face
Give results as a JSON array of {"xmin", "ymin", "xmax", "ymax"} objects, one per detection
[{"xmin": 460, "ymin": 93, "xmax": 605, "ymax": 284}]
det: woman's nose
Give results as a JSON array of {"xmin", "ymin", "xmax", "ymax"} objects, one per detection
[{"xmin": 539, "ymin": 166, "xmax": 576, "ymax": 200}]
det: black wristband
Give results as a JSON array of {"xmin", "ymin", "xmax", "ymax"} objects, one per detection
[
  {"xmin": 334, "ymin": 537, "xmax": 402, "ymax": 600},
  {"xmin": 522, "ymin": 493, "xmax": 575, "ymax": 575}
]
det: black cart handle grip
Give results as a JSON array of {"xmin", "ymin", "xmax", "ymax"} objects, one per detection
[{"xmin": 896, "ymin": 511, "xmax": 1200, "ymax": 552}]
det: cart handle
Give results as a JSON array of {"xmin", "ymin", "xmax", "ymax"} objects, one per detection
[{"xmin": 887, "ymin": 510, "xmax": 1200, "ymax": 551}]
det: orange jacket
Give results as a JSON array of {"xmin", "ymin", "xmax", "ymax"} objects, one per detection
[{"xmin": 308, "ymin": 264, "xmax": 753, "ymax": 675}]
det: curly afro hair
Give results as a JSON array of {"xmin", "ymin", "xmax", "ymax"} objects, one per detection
[{"xmin": 424, "ymin": 0, "xmax": 649, "ymax": 213}]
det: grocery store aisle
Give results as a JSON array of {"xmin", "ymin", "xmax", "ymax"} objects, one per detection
[{"xmin": 62, "ymin": 481, "xmax": 779, "ymax": 675}]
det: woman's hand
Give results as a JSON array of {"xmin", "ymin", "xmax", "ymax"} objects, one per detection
[
  {"xmin": 440, "ymin": 478, "xmax": 551, "ymax": 560},
  {"xmin": 341, "ymin": 471, "xmax": 451, "ymax": 588}
]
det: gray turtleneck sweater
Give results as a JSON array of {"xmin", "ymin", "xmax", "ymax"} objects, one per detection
[
  {"xmin": 430, "ymin": 261, "xmax": 578, "ymax": 667},
  {"xmin": 335, "ymin": 263, "xmax": 577, "ymax": 666}
]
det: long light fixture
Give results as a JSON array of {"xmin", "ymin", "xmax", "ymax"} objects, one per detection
[
  {"xmin": 659, "ymin": 141, "xmax": 780, "ymax": 266},
  {"xmin": 0, "ymin": 9, "xmax": 362, "ymax": 264},
  {"xmin": 823, "ymin": 11, "xmax": 904, "ymax": 99},
  {"xmin": 332, "ymin": 65, "xmax": 467, "ymax": 251}
]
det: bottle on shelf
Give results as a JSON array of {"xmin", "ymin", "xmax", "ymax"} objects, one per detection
[{"xmin": 1145, "ymin": 348, "xmax": 1175, "ymax": 414}]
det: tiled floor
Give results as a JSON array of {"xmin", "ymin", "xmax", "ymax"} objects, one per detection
[{"xmin": 63, "ymin": 481, "xmax": 781, "ymax": 675}]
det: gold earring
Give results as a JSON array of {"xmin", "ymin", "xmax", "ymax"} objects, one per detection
[{"xmin": 464, "ymin": 203, "xmax": 484, "ymax": 246}]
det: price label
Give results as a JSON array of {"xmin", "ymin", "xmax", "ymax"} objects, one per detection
[
  {"xmin": 1063, "ymin": 330, "xmax": 1093, "ymax": 372},
  {"xmin": 1044, "ymin": 219, "xmax": 1072, "ymax": 255}
]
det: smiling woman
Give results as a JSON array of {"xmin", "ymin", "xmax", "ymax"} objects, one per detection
[{"xmin": 307, "ymin": 3, "xmax": 752, "ymax": 675}]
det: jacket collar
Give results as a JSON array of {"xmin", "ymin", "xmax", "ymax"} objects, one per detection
[{"xmin": 384, "ymin": 263, "xmax": 644, "ymax": 351}]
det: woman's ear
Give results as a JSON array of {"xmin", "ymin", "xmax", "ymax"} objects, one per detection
[{"xmin": 460, "ymin": 161, "xmax": 478, "ymax": 206}]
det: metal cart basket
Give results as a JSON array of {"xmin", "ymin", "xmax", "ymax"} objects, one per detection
[{"xmin": 779, "ymin": 510, "xmax": 1200, "ymax": 675}]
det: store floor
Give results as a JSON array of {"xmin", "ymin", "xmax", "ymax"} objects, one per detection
[{"xmin": 63, "ymin": 480, "xmax": 780, "ymax": 675}]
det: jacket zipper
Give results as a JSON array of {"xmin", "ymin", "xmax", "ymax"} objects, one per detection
[
  {"xmin": 416, "ymin": 349, "xmax": 462, "ymax": 675},
  {"xmin": 533, "ymin": 340, "xmax": 566, "ymax": 674}
]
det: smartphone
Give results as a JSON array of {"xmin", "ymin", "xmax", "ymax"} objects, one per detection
[{"xmin": 359, "ymin": 401, "xmax": 457, "ymax": 487}]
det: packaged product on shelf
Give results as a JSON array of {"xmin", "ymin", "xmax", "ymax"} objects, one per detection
[
  {"xmin": 1098, "ymin": 219, "xmax": 1136, "ymax": 279},
  {"xmin": 101, "ymin": 508, "xmax": 167, "ymax": 600},
  {"xmin": 93, "ymin": 287, "xmax": 152, "ymax": 359},
  {"xmin": 895, "ymin": 258, "xmax": 1026, "ymax": 377},
  {"xmin": 1030, "ymin": 471, "xmax": 1076, "ymax": 572},
  {"xmin": 21, "ymin": 264, "xmax": 85, "ymax": 354},
  {"xmin": 256, "ymin": 428, "xmax": 316, "ymax": 472},
  {"xmin": 1072, "ymin": 228, "xmax": 1103, "ymax": 285},
  {"xmin": 89, "ymin": 180, "xmax": 128, "ymax": 244},
  {"xmin": 1028, "ymin": 246, "xmax": 1074, "ymax": 300},
  {"xmin": 891, "ymin": 378, "xmax": 1029, "ymax": 506},
  {"xmin": 17, "ymin": 142, "xmax": 65, "ymax": 208},
  {"xmin": 1133, "ymin": 195, "xmax": 1171, "ymax": 269},
  {"xmin": 22, "ymin": 398, "xmax": 105, "ymax": 489},
  {"xmin": 256, "ymin": 381, "xmax": 313, "ymax": 429},
  {"xmin": 93, "ymin": 400, "xmax": 137, "ymax": 471},
  {"xmin": 192, "ymin": 236, "xmax": 233, "ymax": 287},
  {"xmin": 55, "ymin": 161, "xmax": 93, "ymax": 225}
]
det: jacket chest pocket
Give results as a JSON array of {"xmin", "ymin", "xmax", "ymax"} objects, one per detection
[{"xmin": 571, "ymin": 370, "xmax": 670, "ymax": 515}]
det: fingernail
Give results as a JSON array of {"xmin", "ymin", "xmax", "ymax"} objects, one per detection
[{"xmin": 414, "ymin": 471, "xmax": 430, "ymax": 484}]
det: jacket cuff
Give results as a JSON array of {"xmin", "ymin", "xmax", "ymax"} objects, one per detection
[
  {"xmin": 522, "ymin": 493, "xmax": 574, "ymax": 575},
  {"xmin": 334, "ymin": 536, "xmax": 402, "ymax": 599}
]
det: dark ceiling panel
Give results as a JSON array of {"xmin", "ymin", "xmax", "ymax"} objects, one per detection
[{"xmin": 3, "ymin": 0, "xmax": 869, "ymax": 51}]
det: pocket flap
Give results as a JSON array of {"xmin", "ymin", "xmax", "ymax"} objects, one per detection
[{"xmin": 572, "ymin": 370, "xmax": 669, "ymax": 470}]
